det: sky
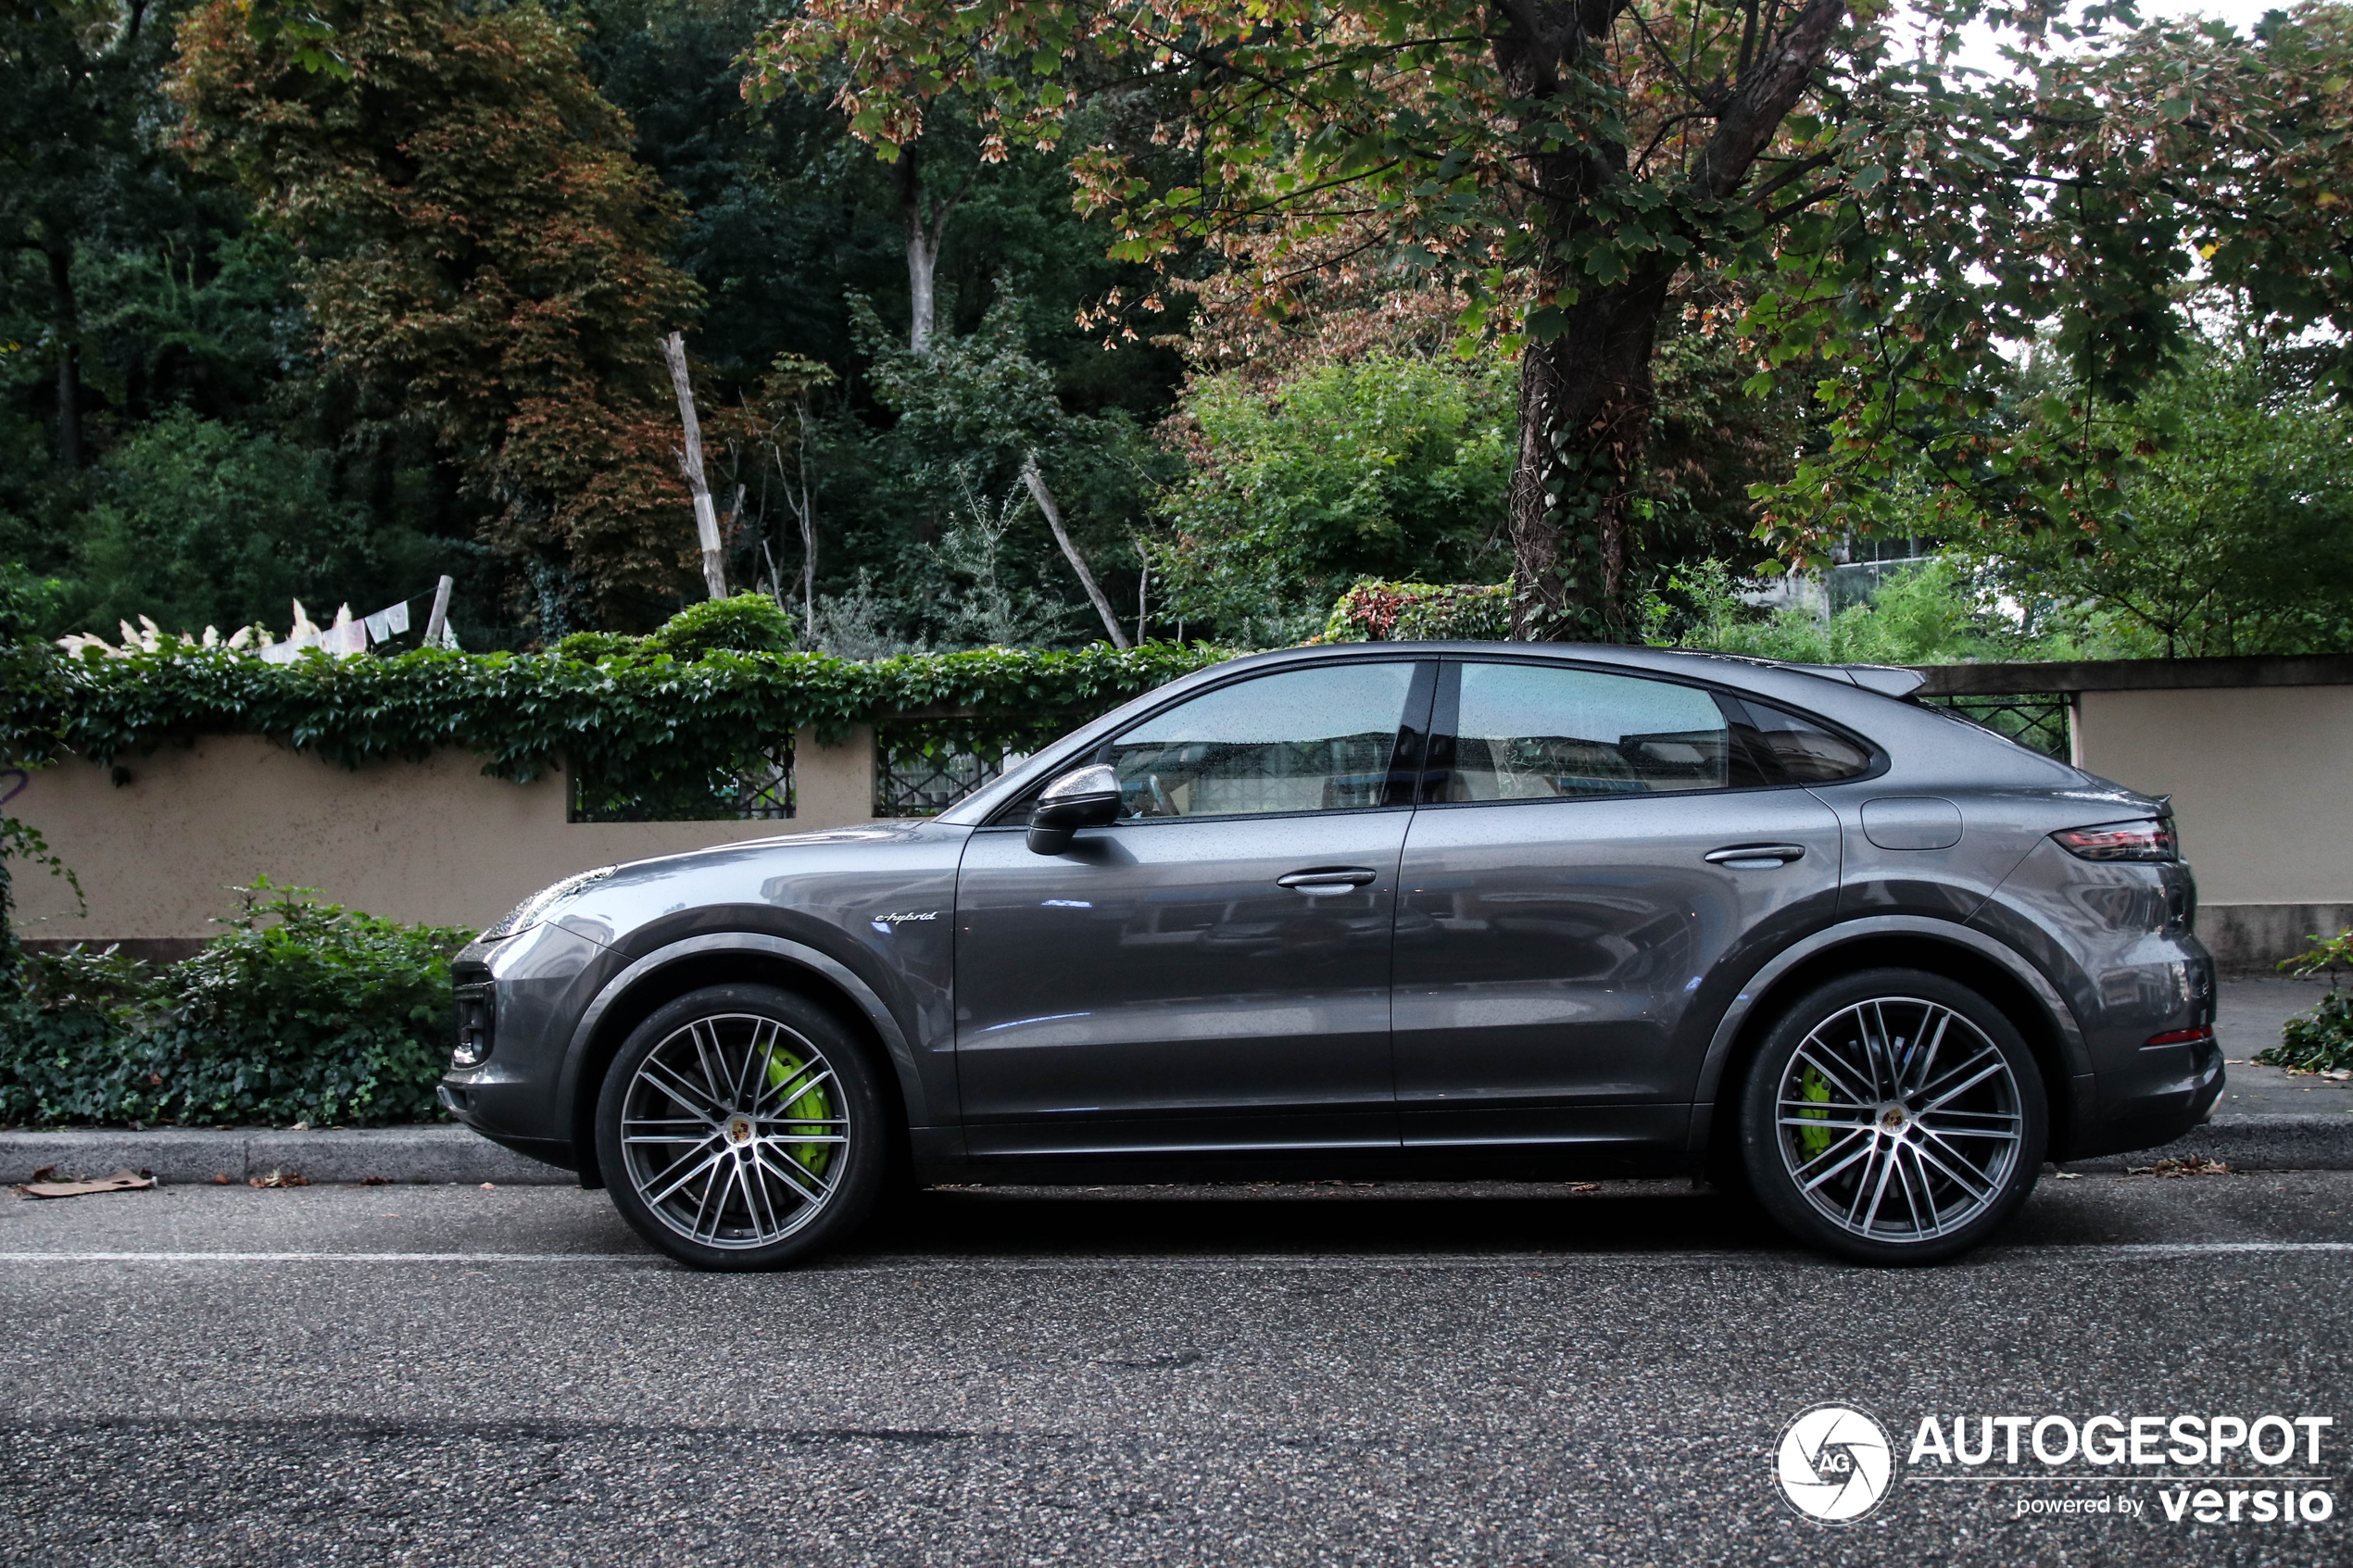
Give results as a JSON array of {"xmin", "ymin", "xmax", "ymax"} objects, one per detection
[{"xmin": 1926, "ymin": 0, "xmax": 2291, "ymax": 74}]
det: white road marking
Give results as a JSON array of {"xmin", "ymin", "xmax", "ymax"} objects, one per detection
[{"xmin": 0, "ymin": 1240, "xmax": 2348, "ymax": 1269}]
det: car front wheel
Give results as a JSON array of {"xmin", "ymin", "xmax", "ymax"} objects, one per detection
[
  {"xmin": 596, "ymin": 984, "xmax": 887, "ymax": 1271},
  {"xmin": 1739, "ymin": 968, "xmax": 2047, "ymax": 1265}
]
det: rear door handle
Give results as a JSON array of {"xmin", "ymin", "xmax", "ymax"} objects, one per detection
[
  {"xmin": 1277, "ymin": 867, "xmax": 1378, "ymax": 894},
  {"xmin": 1705, "ymin": 844, "xmax": 1806, "ymax": 869}
]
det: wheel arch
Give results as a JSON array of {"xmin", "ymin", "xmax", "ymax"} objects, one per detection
[
  {"xmin": 1692, "ymin": 917, "xmax": 2091, "ymax": 1172},
  {"xmin": 559, "ymin": 934, "xmax": 927, "ymax": 1190}
]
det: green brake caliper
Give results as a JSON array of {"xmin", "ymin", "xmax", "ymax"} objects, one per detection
[
  {"xmin": 1796, "ymin": 1065, "xmax": 1832, "ymax": 1160},
  {"xmin": 764, "ymin": 1049, "xmax": 837, "ymax": 1176}
]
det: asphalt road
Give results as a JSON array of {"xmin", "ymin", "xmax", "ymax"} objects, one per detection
[{"xmin": 3, "ymin": 1173, "xmax": 2350, "ymax": 1567}]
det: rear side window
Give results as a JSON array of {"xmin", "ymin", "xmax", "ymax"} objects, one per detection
[
  {"xmin": 1730, "ymin": 699, "xmax": 1875, "ymax": 783},
  {"xmin": 1446, "ymin": 662, "xmax": 1760, "ymax": 800}
]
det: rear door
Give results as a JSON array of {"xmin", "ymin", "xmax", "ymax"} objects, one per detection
[{"xmin": 1392, "ymin": 659, "xmax": 1845, "ymax": 1154}]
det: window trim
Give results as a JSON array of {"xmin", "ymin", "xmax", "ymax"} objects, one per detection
[
  {"xmin": 979, "ymin": 657, "xmax": 1440, "ymax": 829},
  {"xmin": 1415, "ymin": 654, "xmax": 1887, "ymax": 811}
]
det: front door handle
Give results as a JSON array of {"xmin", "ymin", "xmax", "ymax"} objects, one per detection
[
  {"xmin": 1277, "ymin": 867, "xmax": 1378, "ymax": 895},
  {"xmin": 1705, "ymin": 844, "xmax": 1806, "ymax": 869}
]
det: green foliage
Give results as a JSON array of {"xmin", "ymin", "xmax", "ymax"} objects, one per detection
[
  {"xmin": 0, "ymin": 566, "xmax": 79, "ymax": 971},
  {"xmin": 1317, "ymin": 579, "xmax": 1512, "ymax": 644},
  {"xmin": 2257, "ymin": 931, "xmax": 2353, "ymax": 1074},
  {"xmin": 59, "ymin": 408, "xmax": 425, "ymax": 642},
  {"xmin": 0, "ymin": 880, "xmax": 472, "ymax": 1128},
  {"xmin": 1956, "ymin": 337, "xmax": 2353, "ymax": 659},
  {"xmin": 1160, "ymin": 352, "xmax": 1514, "ymax": 644},
  {"xmin": 553, "ymin": 592, "xmax": 799, "ymax": 664},
  {"xmin": 837, "ymin": 293, "xmax": 1174, "ymax": 650},
  {"xmin": 9, "ymin": 639, "xmax": 1231, "ymax": 809},
  {"xmin": 643, "ymin": 593, "xmax": 799, "ymax": 659},
  {"xmin": 1650, "ymin": 558, "xmax": 2079, "ymax": 667}
]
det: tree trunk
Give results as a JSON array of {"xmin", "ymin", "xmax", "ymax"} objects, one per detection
[
  {"xmin": 658, "ymin": 332, "xmax": 728, "ymax": 598},
  {"xmin": 45, "ymin": 244, "xmax": 82, "ymax": 470},
  {"xmin": 1023, "ymin": 453, "xmax": 1130, "ymax": 648},
  {"xmin": 1506, "ymin": 272, "xmax": 1674, "ymax": 641},
  {"xmin": 1487, "ymin": 0, "xmax": 1848, "ymax": 641},
  {"xmin": 898, "ymin": 150, "xmax": 961, "ymax": 354}
]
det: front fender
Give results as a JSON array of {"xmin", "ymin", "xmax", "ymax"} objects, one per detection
[{"xmin": 554, "ymin": 932, "xmax": 937, "ymax": 1133}]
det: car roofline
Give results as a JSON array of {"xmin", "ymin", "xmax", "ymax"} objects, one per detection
[{"xmin": 934, "ymin": 641, "xmax": 1929, "ymax": 826}]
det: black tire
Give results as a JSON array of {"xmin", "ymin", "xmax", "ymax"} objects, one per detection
[
  {"xmin": 596, "ymin": 984, "xmax": 887, "ymax": 1271},
  {"xmin": 1738, "ymin": 968, "xmax": 2047, "ymax": 1265}
]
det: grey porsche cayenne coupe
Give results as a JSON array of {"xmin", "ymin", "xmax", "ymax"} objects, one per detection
[{"xmin": 441, "ymin": 642, "xmax": 2221, "ymax": 1269}]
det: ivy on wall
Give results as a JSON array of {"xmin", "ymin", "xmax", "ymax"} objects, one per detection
[{"xmin": 2, "ymin": 643, "xmax": 1234, "ymax": 811}]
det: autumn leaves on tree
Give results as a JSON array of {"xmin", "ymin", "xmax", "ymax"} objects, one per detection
[
  {"xmin": 754, "ymin": 0, "xmax": 2353, "ymax": 640},
  {"xmin": 169, "ymin": 1, "xmax": 704, "ymax": 631}
]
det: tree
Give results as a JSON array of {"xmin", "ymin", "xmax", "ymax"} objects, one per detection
[
  {"xmin": 754, "ymin": 0, "xmax": 2353, "ymax": 640},
  {"xmin": 750, "ymin": 0, "xmax": 1874, "ymax": 639},
  {"xmin": 170, "ymin": 0, "xmax": 707, "ymax": 631},
  {"xmin": 1958, "ymin": 332, "xmax": 2353, "ymax": 659},
  {"xmin": 852, "ymin": 291, "xmax": 1160, "ymax": 646},
  {"xmin": 1, "ymin": 0, "xmax": 195, "ymax": 471}
]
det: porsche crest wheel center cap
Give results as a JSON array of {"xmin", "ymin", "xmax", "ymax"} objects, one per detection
[{"xmin": 726, "ymin": 1115, "xmax": 755, "ymax": 1146}]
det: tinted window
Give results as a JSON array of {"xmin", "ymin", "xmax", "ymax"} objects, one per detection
[
  {"xmin": 1732, "ymin": 700, "xmax": 1874, "ymax": 782},
  {"xmin": 1108, "ymin": 662, "xmax": 1416, "ymax": 818},
  {"xmin": 1447, "ymin": 663, "xmax": 1747, "ymax": 800}
]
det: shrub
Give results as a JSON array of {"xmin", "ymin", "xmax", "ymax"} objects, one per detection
[
  {"xmin": 1160, "ymin": 351, "xmax": 1516, "ymax": 643},
  {"xmin": 2256, "ymin": 930, "xmax": 2353, "ymax": 1074},
  {"xmin": 1318, "ymin": 579, "xmax": 1512, "ymax": 643},
  {"xmin": 0, "ymin": 881, "xmax": 473, "ymax": 1128}
]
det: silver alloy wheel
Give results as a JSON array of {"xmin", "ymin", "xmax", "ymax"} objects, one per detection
[
  {"xmin": 617, "ymin": 1012, "xmax": 850, "ymax": 1249},
  {"xmin": 1774, "ymin": 996, "xmax": 2025, "ymax": 1244}
]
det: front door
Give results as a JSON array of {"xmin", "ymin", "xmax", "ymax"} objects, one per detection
[
  {"xmin": 954, "ymin": 659, "xmax": 1433, "ymax": 1157},
  {"xmin": 1393, "ymin": 659, "xmax": 1845, "ymax": 1154}
]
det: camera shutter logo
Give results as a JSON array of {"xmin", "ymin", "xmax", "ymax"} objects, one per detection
[{"xmin": 1777, "ymin": 1403, "xmax": 1895, "ymax": 1524}]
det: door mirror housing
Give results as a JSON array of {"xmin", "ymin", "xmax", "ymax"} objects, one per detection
[{"xmin": 1026, "ymin": 763, "xmax": 1123, "ymax": 855}]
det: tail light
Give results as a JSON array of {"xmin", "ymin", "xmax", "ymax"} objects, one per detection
[
  {"xmin": 2053, "ymin": 819, "xmax": 2176, "ymax": 862},
  {"xmin": 2144, "ymin": 1025, "xmax": 2215, "ymax": 1049}
]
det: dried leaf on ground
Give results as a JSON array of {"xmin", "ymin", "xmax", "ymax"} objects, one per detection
[
  {"xmin": 247, "ymin": 1168, "xmax": 311, "ymax": 1188},
  {"xmin": 15, "ymin": 1167, "xmax": 156, "ymax": 1199},
  {"xmin": 2126, "ymin": 1157, "xmax": 2235, "ymax": 1178}
]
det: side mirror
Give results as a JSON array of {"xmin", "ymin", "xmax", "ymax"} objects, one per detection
[{"xmin": 1026, "ymin": 763, "xmax": 1123, "ymax": 855}]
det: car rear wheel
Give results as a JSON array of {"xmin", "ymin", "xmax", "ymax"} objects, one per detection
[
  {"xmin": 1739, "ymin": 968, "xmax": 2047, "ymax": 1264},
  {"xmin": 596, "ymin": 984, "xmax": 887, "ymax": 1271}
]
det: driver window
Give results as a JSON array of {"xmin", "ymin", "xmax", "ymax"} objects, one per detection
[{"xmin": 1107, "ymin": 662, "xmax": 1416, "ymax": 819}]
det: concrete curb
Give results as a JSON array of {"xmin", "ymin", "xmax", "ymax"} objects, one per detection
[
  {"xmin": 2060, "ymin": 1113, "xmax": 2353, "ymax": 1173},
  {"xmin": 0, "ymin": 1126, "xmax": 573, "ymax": 1186},
  {"xmin": 8, "ymin": 1113, "xmax": 2353, "ymax": 1186}
]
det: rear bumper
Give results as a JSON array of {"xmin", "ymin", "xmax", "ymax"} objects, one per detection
[{"xmin": 2065, "ymin": 1027, "xmax": 2227, "ymax": 1161}]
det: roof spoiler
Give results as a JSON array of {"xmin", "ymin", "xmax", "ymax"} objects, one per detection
[{"xmin": 1712, "ymin": 655, "xmax": 1930, "ymax": 699}]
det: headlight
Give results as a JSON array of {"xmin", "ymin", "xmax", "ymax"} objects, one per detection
[
  {"xmin": 482, "ymin": 866, "xmax": 615, "ymax": 940},
  {"xmin": 451, "ymin": 982, "xmax": 494, "ymax": 1068}
]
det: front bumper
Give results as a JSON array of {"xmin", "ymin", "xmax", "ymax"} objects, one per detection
[
  {"xmin": 438, "ymin": 1084, "xmax": 582, "ymax": 1172},
  {"xmin": 438, "ymin": 919, "xmax": 616, "ymax": 1175}
]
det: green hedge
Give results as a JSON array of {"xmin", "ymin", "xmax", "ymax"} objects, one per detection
[
  {"xmin": 0, "ymin": 883, "xmax": 472, "ymax": 1128},
  {"xmin": 4, "ymin": 630, "xmax": 1230, "ymax": 809}
]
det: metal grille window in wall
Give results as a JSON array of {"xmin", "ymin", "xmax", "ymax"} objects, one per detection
[
  {"xmin": 570, "ymin": 739, "xmax": 796, "ymax": 823},
  {"xmin": 875, "ymin": 727, "xmax": 1031, "ymax": 818},
  {"xmin": 1915, "ymin": 695, "xmax": 2072, "ymax": 760}
]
